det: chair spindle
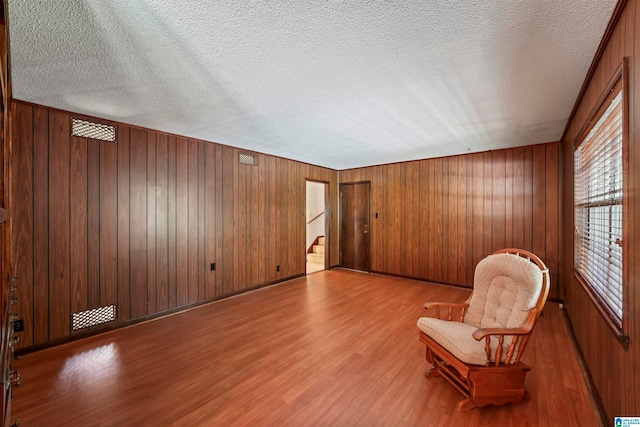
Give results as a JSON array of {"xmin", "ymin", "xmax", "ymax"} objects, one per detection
[{"xmin": 505, "ymin": 336, "xmax": 519, "ymax": 364}]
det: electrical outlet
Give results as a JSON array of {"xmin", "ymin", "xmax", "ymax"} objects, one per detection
[
  {"xmin": 13, "ymin": 319, "xmax": 24, "ymax": 333},
  {"xmin": 276, "ymin": 265, "xmax": 280, "ymax": 272},
  {"xmin": 210, "ymin": 262, "xmax": 216, "ymax": 271}
]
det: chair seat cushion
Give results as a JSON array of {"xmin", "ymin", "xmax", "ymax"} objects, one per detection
[{"xmin": 417, "ymin": 317, "xmax": 511, "ymax": 366}]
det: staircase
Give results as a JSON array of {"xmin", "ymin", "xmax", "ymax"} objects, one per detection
[{"xmin": 307, "ymin": 236, "xmax": 325, "ymax": 266}]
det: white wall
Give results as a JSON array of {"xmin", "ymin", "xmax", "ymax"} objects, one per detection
[{"xmin": 306, "ymin": 181, "xmax": 325, "ymax": 251}]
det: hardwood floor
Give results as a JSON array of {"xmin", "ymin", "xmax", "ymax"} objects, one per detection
[{"xmin": 11, "ymin": 270, "xmax": 601, "ymax": 426}]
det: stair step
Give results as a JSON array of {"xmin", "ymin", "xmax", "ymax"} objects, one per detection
[
  {"xmin": 307, "ymin": 253, "xmax": 324, "ymax": 264},
  {"xmin": 313, "ymin": 245, "xmax": 324, "ymax": 254},
  {"xmin": 318, "ymin": 237, "xmax": 325, "ymax": 246}
]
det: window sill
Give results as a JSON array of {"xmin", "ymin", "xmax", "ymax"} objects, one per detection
[{"xmin": 573, "ymin": 271, "xmax": 629, "ymax": 350}]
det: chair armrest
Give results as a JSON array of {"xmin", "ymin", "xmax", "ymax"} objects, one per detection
[
  {"xmin": 473, "ymin": 308, "xmax": 537, "ymax": 341},
  {"xmin": 423, "ymin": 301, "xmax": 470, "ymax": 322},
  {"xmin": 471, "ymin": 309, "xmax": 539, "ymax": 365},
  {"xmin": 471, "ymin": 309, "xmax": 538, "ymax": 341},
  {"xmin": 471, "ymin": 326, "xmax": 530, "ymax": 340},
  {"xmin": 423, "ymin": 301, "xmax": 469, "ymax": 310}
]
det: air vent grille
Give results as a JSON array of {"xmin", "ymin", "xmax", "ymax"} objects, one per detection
[
  {"xmin": 239, "ymin": 152, "xmax": 258, "ymax": 166},
  {"xmin": 71, "ymin": 118, "xmax": 117, "ymax": 142},
  {"xmin": 72, "ymin": 304, "xmax": 117, "ymax": 331}
]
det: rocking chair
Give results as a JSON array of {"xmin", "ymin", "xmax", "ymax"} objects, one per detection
[{"xmin": 416, "ymin": 248, "xmax": 550, "ymax": 411}]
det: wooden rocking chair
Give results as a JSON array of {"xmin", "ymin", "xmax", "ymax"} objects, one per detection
[{"xmin": 416, "ymin": 248, "xmax": 550, "ymax": 411}]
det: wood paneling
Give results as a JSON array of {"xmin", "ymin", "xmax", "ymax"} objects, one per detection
[
  {"xmin": 11, "ymin": 102, "xmax": 34, "ymax": 347},
  {"xmin": 69, "ymin": 133, "xmax": 87, "ymax": 318},
  {"xmin": 32, "ymin": 106, "xmax": 49, "ymax": 345},
  {"xmin": 156, "ymin": 134, "xmax": 169, "ymax": 311},
  {"xmin": 10, "ymin": 102, "xmax": 338, "ymax": 351},
  {"xmin": 561, "ymin": 0, "xmax": 639, "ymax": 420},
  {"xmin": 47, "ymin": 111, "xmax": 70, "ymax": 340},
  {"xmin": 129, "ymin": 127, "xmax": 148, "ymax": 319},
  {"xmin": 167, "ymin": 136, "xmax": 178, "ymax": 308},
  {"xmin": 340, "ymin": 143, "xmax": 562, "ymax": 299},
  {"xmin": 117, "ymin": 127, "xmax": 131, "ymax": 322},
  {"xmin": 86, "ymin": 135, "xmax": 99, "ymax": 310},
  {"xmin": 175, "ymin": 137, "xmax": 189, "ymax": 306}
]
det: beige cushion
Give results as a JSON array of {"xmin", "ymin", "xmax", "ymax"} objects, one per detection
[
  {"xmin": 417, "ymin": 317, "xmax": 511, "ymax": 366},
  {"xmin": 464, "ymin": 253, "xmax": 543, "ymax": 329}
]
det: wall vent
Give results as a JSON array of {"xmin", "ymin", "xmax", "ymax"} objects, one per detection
[
  {"xmin": 71, "ymin": 304, "xmax": 117, "ymax": 331},
  {"xmin": 239, "ymin": 152, "xmax": 258, "ymax": 166},
  {"xmin": 71, "ymin": 118, "xmax": 117, "ymax": 142}
]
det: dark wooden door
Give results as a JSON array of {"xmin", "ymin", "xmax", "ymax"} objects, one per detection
[{"xmin": 340, "ymin": 182, "xmax": 370, "ymax": 271}]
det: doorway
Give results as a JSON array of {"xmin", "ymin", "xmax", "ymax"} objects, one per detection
[
  {"xmin": 340, "ymin": 182, "xmax": 371, "ymax": 272},
  {"xmin": 306, "ymin": 180, "xmax": 329, "ymax": 274}
]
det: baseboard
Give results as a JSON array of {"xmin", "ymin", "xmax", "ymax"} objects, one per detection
[
  {"xmin": 15, "ymin": 273, "xmax": 305, "ymax": 356},
  {"xmin": 560, "ymin": 307, "xmax": 608, "ymax": 427},
  {"xmin": 370, "ymin": 269, "xmax": 473, "ymax": 290}
]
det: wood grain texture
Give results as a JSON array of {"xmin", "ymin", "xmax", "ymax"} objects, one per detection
[
  {"xmin": 11, "ymin": 102, "xmax": 35, "ymax": 347},
  {"xmin": 146, "ymin": 133, "xmax": 157, "ymax": 313},
  {"xmin": 69, "ymin": 133, "xmax": 87, "ymax": 317},
  {"xmin": 32, "ymin": 105, "xmax": 49, "ymax": 345},
  {"xmin": 100, "ymin": 135, "xmax": 118, "ymax": 308},
  {"xmin": 10, "ymin": 271, "xmax": 601, "ymax": 426},
  {"xmin": 342, "ymin": 144, "xmax": 562, "ymax": 299},
  {"xmin": 86, "ymin": 134, "xmax": 99, "ymax": 311},
  {"xmin": 155, "ymin": 134, "xmax": 169, "ymax": 312},
  {"xmin": 10, "ymin": 102, "xmax": 338, "ymax": 350},
  {"xmin": 117, "ymin": 127, "xmax": 131, "ymax": 322},
  {"xmin": 187, "ymin": 139, "xmax": 198, "ymax": 303},
  {"xmin": 167, "ymin": 136, "xmax": 178, "ymax": 309},
  {"xmin": 47, "ymin": 110, "xmax": 71, "ymax": 340},
  {"xmin": 175, "ymin": 137, "xmax": 189, "ymax": 307},
  {"xmin": 561, "ymin": 0, "xmax": 639, "ymax": 420},
  {"xmin": 129, "ymin": 127, "xmax": 148, "ymax": 319}
]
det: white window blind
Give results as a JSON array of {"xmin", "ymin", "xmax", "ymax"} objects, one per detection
[{"xmin": 574, "ymin": 89, "xmax": 623, "ymax": 326}]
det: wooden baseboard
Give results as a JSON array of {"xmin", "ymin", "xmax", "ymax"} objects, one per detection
[
  {"xmin": 15, "ymin": 273, "xmax": 305, "ymax": 355},
  {"xmin": 370, "ymin": 269, "xmax": 473, "ymax": 289},
  {"xmin": 560, "ymin": 307, "xmax": 607, "ymax": 427}
]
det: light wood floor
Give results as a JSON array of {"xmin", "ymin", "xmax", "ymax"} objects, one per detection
[{"xmin": 11, "ymin": 270, "xmax": 601, "ymax": 426}]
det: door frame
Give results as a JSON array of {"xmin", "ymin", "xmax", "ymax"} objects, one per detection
[{"xmin": 305, "ymin": 179, "xmax": 330, "ymax": 272}]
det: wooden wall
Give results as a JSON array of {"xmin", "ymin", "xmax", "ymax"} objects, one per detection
[
  {"xmin": 10, "ymin": 101, "xmax": 339, "ymax": 350},
  {"xmin": 339, "ymin": 143, "xmax": 562, "ymax": 299},
  {"xmin": 561, "ymin": 0, "xmax": 638, "ymax": 419}
]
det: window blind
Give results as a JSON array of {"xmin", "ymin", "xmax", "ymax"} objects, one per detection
[{"xmin": 574, "ymin": 89, "xmax": 623, "ymax": 325}]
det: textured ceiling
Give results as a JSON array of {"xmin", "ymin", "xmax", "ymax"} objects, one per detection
[{"xmin": 8, "ymin": 0, "xmax": 617, "ymax": 169}]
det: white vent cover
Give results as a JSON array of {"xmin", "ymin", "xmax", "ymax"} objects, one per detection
[
  {"xmin": 72, "ymin": 304, "xmax": 117, "ymax": 331},
  {"xmin": 239, "ymin": 152, "xmax": 258, "ymax": 166},
  {"xmin": 71, "ymin": 118, "xmax": 117, "ymax": 142}
]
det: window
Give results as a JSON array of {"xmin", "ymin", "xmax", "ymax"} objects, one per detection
[{"xmin": 574, "ymin": 59, "xmax": 628, "ymax": 348}]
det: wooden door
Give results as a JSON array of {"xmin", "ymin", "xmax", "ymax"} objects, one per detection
[{"xmin": 340, "ymin": 182, "xmax": 370, "ymax": 271}]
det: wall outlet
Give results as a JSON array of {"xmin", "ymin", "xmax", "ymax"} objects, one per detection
[
  {"xmin": 276, "ymin": 265, "xmax": 280, "ymax": 272},
  {"xmin": 210, "ymin": 262, "xmax": 216, "ymax": 271}
]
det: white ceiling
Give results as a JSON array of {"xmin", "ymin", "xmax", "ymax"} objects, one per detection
[{"xmin": 8, "ymin": 0, "xmax": 617, "ymax": 170}]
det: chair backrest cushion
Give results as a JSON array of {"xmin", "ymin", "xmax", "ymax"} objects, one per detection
[{"xmin": 464, "ymin": 253, "xmax": 543, "ymax": 329}]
